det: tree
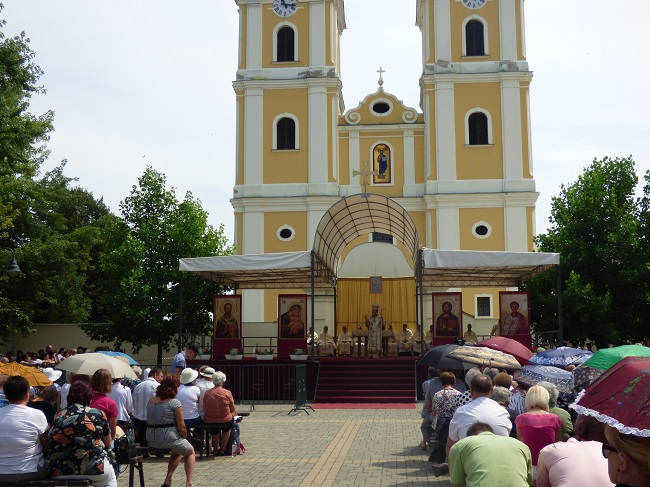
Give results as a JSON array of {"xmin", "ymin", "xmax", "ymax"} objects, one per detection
[
  {"xmin": 528, "ymin": 156, "xmax": 650, "ymax": 347},
  {"xmin": 83, "ymin": 167, "xmax": 233, "ymax": 363}
]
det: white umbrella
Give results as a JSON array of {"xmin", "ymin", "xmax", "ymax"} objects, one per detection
[{"xmin": 56, "ymin": 352, "xmax": 137, "ymax": 379}]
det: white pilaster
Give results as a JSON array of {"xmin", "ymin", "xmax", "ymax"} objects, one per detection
[
  {"xmin": 242, "ymin": 211, "xmax": 264, "ymax": 322},
  {"xmin": 246, "ymin": 3, "xmax": 262, "ymax": 69},
  {"xmin": 434, "ymin": 0, "xmax": 452, "ymax": 62},
  {"xmin": 500, "ymin": 78, "xmax": 524, "ymax": 182},
  {"xmin": 437, "ymin": 207, "xmax": 460, "ymax": 250},
  {"xmin": 348, "ymin": 130, "xmax": 361, "ymax": 193},
  {"xmin": 504, "ymin": 206, "xmax": 528, "ymax": 251},
  {"xmin": 308, "ymin": 84, "xmax": 329, "ymax": 185},
  {"xmin": 435, "ymin": 81, "xmax": 456, "ymax": 183},
  {"xmin": 499, "ymin": 0, "xmax": 518, "ymax": 60},
  {"xmin": 403, "ymin": 129, "xmax": 416, "ymax": 196},
  {"xmin": 309, "ymin": 1, "xmax": 326, "ymax": 66},
  {"xmin": 243, "ymin": 87, "xmax": 264, "ymax": 186}
]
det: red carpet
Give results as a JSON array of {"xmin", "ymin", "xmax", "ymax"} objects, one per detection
[{"xmin": 312, "ymin": 402, "xmax": 416, "ymax": 409}]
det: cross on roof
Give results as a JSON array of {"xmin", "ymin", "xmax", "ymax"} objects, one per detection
[{"xmin": 352, "ymin": 160, "xmax": 378, "ymax": 193}]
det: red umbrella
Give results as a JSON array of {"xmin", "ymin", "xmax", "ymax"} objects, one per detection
[
  {"xmin": 573, "ymin": 356, "xmax": 650, "ymax": 437},
  {"xmin": 476, "ymin": 336, "xmax": 533, "ymax": 366}
]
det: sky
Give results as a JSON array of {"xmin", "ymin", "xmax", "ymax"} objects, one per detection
[{"xmin": 2, "ymin": 0, "xmax": 649, "ymax": 245}]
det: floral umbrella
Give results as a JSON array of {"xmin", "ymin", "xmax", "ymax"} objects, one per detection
[
  {"xmin": 572, "ymin": 364, "xmax": 604, "ymax": 392},
  {"xmin": 529, "ymin": 346, "xmax": 593, "ymax": 367},
  {"xmin": 448, "ymin": 345, "xmax": 522, "ymax": 371},
  {"xmin": 514, "ymin": 365, "xmax": 574, "ymax": 393},
  {"xmin": 572, "ymin": 356, "xmax": 650, "ymax": 437},
  {"xmin": 581, "ymin": 344, "xmax": 650, "ymax": 371},
  {"xmin": 56, "ymin": 352, "xmax": 137, "ymax": 379},
  {"xmin": 476, "ymin": 337, "xmax": 533, "ymax": 366}
]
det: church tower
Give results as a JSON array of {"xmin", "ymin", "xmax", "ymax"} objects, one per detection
[{"xmin": 231, "ymin": 0, "xmax": 345, "ymax": 324}]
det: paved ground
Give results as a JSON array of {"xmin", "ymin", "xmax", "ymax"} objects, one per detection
[{"xmin": 117, "ymin": 403, "xmax": 452, "ymax": 487}]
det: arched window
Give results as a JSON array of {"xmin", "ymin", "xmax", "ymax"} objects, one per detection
[
  {"xmin": 465, "ymin": 19, "xmax": 485, "ymax": 56},
  {"xmin": 468, "ymin": 112, "xmax": 489, "ymax": 145},
  {"xmin": 277, "ymin": 26, "xmax": 295, "ymax": 62},
  {"xmin": 276, "ymin": 117, "xmax": 296, "ymax": 150}
]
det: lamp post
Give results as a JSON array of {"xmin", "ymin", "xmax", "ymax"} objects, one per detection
[{"xmin": 2, "ymin": 247, "xmax": 21, "ymax": 277}]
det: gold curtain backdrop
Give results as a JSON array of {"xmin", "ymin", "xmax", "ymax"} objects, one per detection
[{"xmin": 336, "ymin": 277, "xmax": 416, "ymax": 333}]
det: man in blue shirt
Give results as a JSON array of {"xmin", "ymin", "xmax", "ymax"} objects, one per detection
[{"xmin": 171, "ymin": 344, "xmax": 199, "ymax": 378}]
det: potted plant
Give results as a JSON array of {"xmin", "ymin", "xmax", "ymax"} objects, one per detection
[
  {"xmin": 290, "ymin": 348, "xmax": 307, "ymax": 360},
  {"xmin": 197, "ymin": 346, "xmax": 212, "ymax": 361},
  {"xmin": 225, "ymin": 348, "xmax": 243, "ymax": 360},
  {"xmin": 255, "ymin": 347, "xmax": 275, "ymax": 360}
]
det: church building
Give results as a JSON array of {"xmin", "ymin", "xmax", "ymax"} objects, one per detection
[{"xmin": 230, "ymin": 0, "xmax": 537, "ymax": 339}]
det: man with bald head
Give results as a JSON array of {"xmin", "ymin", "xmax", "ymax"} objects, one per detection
[{"xmin": 446, "ymin": 374, "xmax": 512, "ymax": 460}]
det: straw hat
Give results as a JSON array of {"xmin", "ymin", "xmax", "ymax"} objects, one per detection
[
  {"xmin": 200, "ymin": 367, "xmax": 215, "ymax": 378},
  {"xmin": 180, "ymin": 368, "xmax": 199, "ymax": 385}
]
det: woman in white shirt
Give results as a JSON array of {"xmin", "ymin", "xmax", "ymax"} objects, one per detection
[{"xmin": 177, "ymin": 368, "xmax": 202, "ymax": 429}]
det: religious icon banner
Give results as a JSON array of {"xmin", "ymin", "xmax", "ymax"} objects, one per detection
[
  {"xmin": 499, "ymin": 291, "xmax": 530, "ymax": 336},
  {"xmin": 432, "ymin": 292, "xmax": 462, "ymax": 344},
  {"xmin": 278, "ymin": 294, "xmax": 308, "ymax": 359},
  {"xmin": 213, "ymin": 295, "xmax": 242, "ymax": 359},
  {"xmin": 372, "ymin": 143, "xmax": 392, "ymax": 185}
]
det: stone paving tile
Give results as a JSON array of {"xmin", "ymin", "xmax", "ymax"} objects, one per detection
[{"xmin": 118, "ymin": 404, "xmax": 451, "ymax": 487}]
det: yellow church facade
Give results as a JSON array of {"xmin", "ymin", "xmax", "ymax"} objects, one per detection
[{"xmin": 230, "ymin": 0, "xmax": 537, "ymax": 338}]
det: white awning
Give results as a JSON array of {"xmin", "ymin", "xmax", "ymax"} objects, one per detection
[
  {"xmin": 421, "ymin": 249, "xmax": 560, "ymax": 287},
  {"xmin": 179, "ymin": 251, "xmax": 335, "ymax": 289}
]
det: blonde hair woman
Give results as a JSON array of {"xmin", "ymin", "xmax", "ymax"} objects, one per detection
[
  {"xmin": 603, "ymin": 425, "xmax": 650, "ymax": 487},
  {"xmin": 515, "ymin": 385, "xmax": 562, "ymax": 468}
]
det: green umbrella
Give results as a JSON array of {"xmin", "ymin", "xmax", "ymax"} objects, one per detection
[{"xmin": 581, "ymin": 344, "xmax": 650, "ymax": 371}]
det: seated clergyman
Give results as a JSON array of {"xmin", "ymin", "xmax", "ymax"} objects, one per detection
[
  {"xmin": 317, "ymin": 326, "xmax": 336, "ymax": 356},
  {"xmin": 337, "ymin": 326, "xmax": 353, "ymax": 357},
  {"xmin": 397, "ymin": 323, "xmax": 414, "ymax": 355}
]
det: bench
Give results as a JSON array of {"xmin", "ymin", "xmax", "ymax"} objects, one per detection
[
  {"xmin": 126, "ymin": 455, "xmax": 145, "ymax": 487},
  {"xmin": 0, "ymin": 481, "xmax": 92, "ymax": 486}
]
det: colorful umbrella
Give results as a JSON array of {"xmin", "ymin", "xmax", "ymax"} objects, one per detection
[
  {"xmin": 96, "ymin": 350, "xmax": 139, "ymax": 365},
  {"xmin": 419, "ymin": 344, "xmax": 474, "ymax": 371},
  {"xmin": 572, "ymin": 364, "xmax": 604, "ymax": 392},
  {"xmin": 56, "ymin": 352, "xmax": 137, "ymax": 379},
  {"xmin": 581, "ymin": 344, "xmax": 650, "ymax": 371},
  {"xmin": 448, "ymin": 345, "xmax": 522, "ymax": 370},
  {"xmin": 573, "ymin": 356, "xmax": 650, "ymax": 437},
  {"xmin": 0, "ymin": 362, "xmax": 52, "ymax": 387},
  {"xmin": 514, "ymin": 365, "xmax": 574, "ymax": 393},
  {"xmin": 529, "ymin": 346, "xmax": 593, "ymax": 367},
  {"xmin": 476, "ymin": 336, "xmax": 533, "ymax": 366}
]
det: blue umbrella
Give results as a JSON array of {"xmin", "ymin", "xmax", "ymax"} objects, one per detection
[
  {"xmin": 529, "ymin": 346, "xmax": 593, "ymax": 367},
  {"xmin": 514, "ymin": 364, "xmax": 574, "ymax": 393},
  {"xmin": 96, "ymin": 350, "xmax": 139, "ymax": 365}
]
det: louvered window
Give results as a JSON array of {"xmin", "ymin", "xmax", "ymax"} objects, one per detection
[
  {"xmin": 466, "ymin": 20, "xmax": 485, "ymax": 56},
  {"xmin": 468, "ymin": 112, "xmax": 489, "ymax": 145}
]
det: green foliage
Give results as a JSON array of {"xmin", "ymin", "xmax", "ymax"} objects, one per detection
[
  {"xmin": 528, "ymin": 156, "xmax": 650, "ymax": 347},
  {"xmin": 83, "ymin": 167, "xmax": 233, "ymax": 355}
]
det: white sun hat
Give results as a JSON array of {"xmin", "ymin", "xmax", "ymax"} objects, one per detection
[
  {"xmin": 42, "ymin": 367, "xmax": 63, "ymax": 382},
  {"xmin": 180, "ymin": 368, "xmax": 199, "ymax": 385}
]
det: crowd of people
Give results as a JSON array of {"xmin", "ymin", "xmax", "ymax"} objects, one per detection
[
  {"xmin": 419, "ymin": 365, "xmax": 650, "ymax": 487},
  {"xmin": 0, "ymin": 343, "xmax": 242, "ymax": 487}
]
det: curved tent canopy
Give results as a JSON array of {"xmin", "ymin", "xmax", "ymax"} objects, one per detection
[{"xmin": 313, "ymin": 193, "xmax": 420, "ymax": 273}]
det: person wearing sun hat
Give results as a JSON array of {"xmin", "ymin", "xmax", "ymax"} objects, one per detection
[
  {"xmin": 177, "ymin": 368, "xmax": 202, "ymax": 430},
  {"xmin": 197, "ymin": 366, "xmax": 215, "ymax": 418}
]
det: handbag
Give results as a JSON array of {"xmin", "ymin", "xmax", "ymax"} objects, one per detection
[{"xmin": 114, "ymin": 430, "xmax": 137, "ymax": 464}]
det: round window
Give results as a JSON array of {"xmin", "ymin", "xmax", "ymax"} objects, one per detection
[
  {"xmin": 472, "ymin": 221, "xmax": 492, "ymax": 239},
  {"xmin": 277, "ymin": 225, "xmax": 295, "ymax": 242},
  {"xmin": 372, "ymin": 102, "xmax": 390, "ymax": 114}
]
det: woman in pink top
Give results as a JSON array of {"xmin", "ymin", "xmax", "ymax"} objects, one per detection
[
  {"xmin": 515, "ymin": 385, "xmax": 562, "ymax": 468},
  {"xmin": 90, "ymin": 369, "xmax": 118, "ymax": 440},
  {"xmin": 202, "ymin": 371, "xmax": 236, "ymax": 456}
]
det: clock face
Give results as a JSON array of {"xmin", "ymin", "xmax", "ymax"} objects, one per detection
[
  {"xmin": 273, "ymin": 0, "xmax": 297, "ymax": 17},
  {"xmin": 462, "ymin": 0, "xmax": 487, "ymax": 9}
]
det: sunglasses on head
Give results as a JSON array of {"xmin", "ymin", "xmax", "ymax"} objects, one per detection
[{"xmin": 602, "ymin": 443, "xmax": 618, "ymax": 459}]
